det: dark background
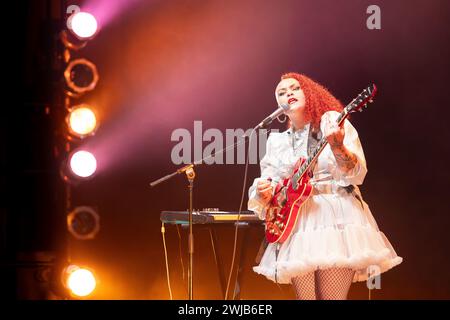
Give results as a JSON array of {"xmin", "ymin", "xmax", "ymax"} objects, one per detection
[{"xmin": 1, "ymin": 0, "xmax": 449, "ymax": 299}]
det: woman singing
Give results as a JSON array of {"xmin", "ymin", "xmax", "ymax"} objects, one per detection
[{"xmin": 248, "ymin": 73, "xmax": 402, "ymax": 300}]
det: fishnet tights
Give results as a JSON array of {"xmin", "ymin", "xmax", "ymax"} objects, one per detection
[{"xmin": 291, "ymin": 268, "xmax": 355, "ymax": 300}]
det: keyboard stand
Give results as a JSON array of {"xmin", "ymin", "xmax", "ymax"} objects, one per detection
[
  {"xmin": 209, "ymin": 223, "xmax": 251, "ymax": 300},
  {"xmin": 161, "ymin": 211, "xmax": 262, "ymax": 299},
  {"xmin": 208, "ymin": 227, "xmax": 226, "ymax": 298}
]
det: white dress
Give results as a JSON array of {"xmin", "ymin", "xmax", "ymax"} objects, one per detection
[{"xmin": 248, "ymin": 111, "xmax": 403, "ymax": 283}]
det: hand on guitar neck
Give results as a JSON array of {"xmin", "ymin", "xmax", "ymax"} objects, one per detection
[{"xmin": 323, "ymin": 116, "xmax": 358, "ymax": 174}]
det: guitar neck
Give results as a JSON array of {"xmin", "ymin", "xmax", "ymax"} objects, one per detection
[{"xmin": 295, "ymin": 109, "xmax": 350, "ymax": 180}]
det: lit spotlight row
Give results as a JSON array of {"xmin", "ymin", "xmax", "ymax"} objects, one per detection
[
  {"xmin": 61, "ymin": 106, "xmax": 98, "ymax": 180},
  {"xmin": 62, "ymin": 9, "xmax": 100, "ymax": 181},
  {"xmin": 58, "ymin": 8, "xmax": 100, "ymax": 299}
]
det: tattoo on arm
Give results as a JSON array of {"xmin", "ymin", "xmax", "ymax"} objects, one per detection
[
  {"xmin": 331, "ymin": 145, "xmax": 357, "ymax": 173},
  {"xmin": 330, "ymin": 135, "xmax": 341, "ymax": 147}
]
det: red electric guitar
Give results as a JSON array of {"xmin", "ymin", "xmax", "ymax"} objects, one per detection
[{"xmin": 265, "ymin": 84, "xmax": 377, "ymax": 244}]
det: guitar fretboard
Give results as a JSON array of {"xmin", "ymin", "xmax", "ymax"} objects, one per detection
[{"xmin": 292, "ymin": 109, "xmax": 349, "ymax": 182}]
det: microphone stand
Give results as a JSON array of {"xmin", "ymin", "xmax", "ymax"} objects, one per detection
[
  {"xmin": 150, "ymin": 163, "xmax": 197, "ymax": 300},
  {"xmin": 149, "ymin": 112, "xmax": 282, "ymax": 300}
]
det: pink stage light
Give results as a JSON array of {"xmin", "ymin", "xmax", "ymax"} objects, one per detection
[
  {"xmin": 69, "ymin": 151, "xmax": 97, "ymax": 178},
  {"xmin": 70, "ymin": 12, "xmax": 98, "ymax": 39}
]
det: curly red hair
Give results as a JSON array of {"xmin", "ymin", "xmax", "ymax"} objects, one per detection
[{"xmin": 281, "ymin": 73, "xmax": 344, "ymax": 130}]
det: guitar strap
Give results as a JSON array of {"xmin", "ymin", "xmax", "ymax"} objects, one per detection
[
  {"xmin": 343, "ymin": 185, "xmax": 365, "ymax": 209},
  {"xmin": 255, "ymin": 236, "xmax": 268, "ymax": 264},
  {"xmin": 307, "ymin": 125, "xmax": 322, "ymax": 158},
  {"xmin": 306, "ymin": 125, "xmax": 322, "ymax": 175}
]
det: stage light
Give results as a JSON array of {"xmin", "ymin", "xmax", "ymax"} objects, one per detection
[
  {"xmin": 69, "ymin": 150, "xmax": 97, "ymax": 178},
  {"xmin": 70, "ymin": 12, "xmax": 98, "ymax": 40},
  {"xmin": 67, "ymin": 206, "xmax": 100, "ymax": 240},
  {"xmin": 64, "ymin": 265, "xmax": 97, "ymax": 297},
  {"xmin": 67, "ymin": 105, "xmax": 98, "ymax": 138},
  {"xmin": 64, "ymin": 58, "xmax": 99, "ymax": 94}
]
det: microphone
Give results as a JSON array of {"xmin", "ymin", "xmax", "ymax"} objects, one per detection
[{"xmin": 256, "ymin": 104, "xmax": 290, "ymax": 129}]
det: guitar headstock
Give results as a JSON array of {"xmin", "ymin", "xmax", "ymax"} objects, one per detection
[{"xmin": 346, "ymin": 84, "xmax": 377, "ymax": 113}]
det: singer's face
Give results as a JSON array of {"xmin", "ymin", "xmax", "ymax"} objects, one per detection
[{"xmin": 275, "ymin": 78, "xmax": 306, "ymax": 115}]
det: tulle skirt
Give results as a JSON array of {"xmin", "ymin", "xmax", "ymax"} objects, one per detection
[{"xmin": 253, "ymin": 190, "xmax": 403, "ymax": 283}]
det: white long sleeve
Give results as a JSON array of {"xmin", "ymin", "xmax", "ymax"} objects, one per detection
[
  {"xmin": 247, "ymin": 133, "xmax": 282, "ymax": 220},
  {"xmin": 320, "ymin": 111, "xmax": 368, "ymax": 187}
]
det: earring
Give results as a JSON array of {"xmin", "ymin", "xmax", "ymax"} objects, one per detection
[{"xmin": 277, "ymin": 114, "xmax": 287, "ymax": 123}]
